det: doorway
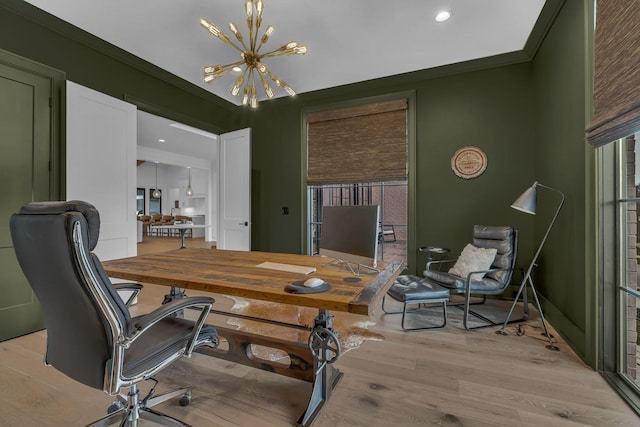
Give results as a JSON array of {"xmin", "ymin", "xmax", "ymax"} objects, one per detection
[{"xmin": 136, "ymin": 110, "xmax": 218, "ymax": 242}]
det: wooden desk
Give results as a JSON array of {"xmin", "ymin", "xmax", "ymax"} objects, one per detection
[{"xmin": 103, "ymin": 248, "xmax": 403, "ymax": 426}]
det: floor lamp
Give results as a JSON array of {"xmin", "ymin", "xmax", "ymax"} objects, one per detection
[{"xmin": 497, "ymin": 181, "xmax": 564, "ymax": 351}]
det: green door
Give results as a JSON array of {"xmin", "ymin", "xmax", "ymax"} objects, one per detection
[{"xmin": 0, "ymin": 62, "xmax": 52, "ymax": 341}]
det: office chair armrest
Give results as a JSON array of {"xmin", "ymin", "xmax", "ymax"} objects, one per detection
[
  {"xmin": 132, "ymin": 296, "xmax": 214, "ymax": 333},
  {"xmin": 113, "ymin": 282, "xmax": 143, "ymax": 307}
]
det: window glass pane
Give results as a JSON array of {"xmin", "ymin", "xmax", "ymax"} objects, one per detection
[
  {"xmin": 622, "ymin": 291, "xmax": 639, "ymax": 382},
  {"xmin": 308, "ymin": 182, "xmax": 407, "ymax": 265},
  {"xmin": 619, "ymin": 133, "xmax": 640, "ymax": 391},
  {"xmin": 136, "ymin": 188, "xmax": 145, "ymax": 215}
]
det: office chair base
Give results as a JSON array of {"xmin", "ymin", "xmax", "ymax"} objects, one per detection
[{"xmin": 90, "ymin": 383, "xmax": 192, "ymax": 427}]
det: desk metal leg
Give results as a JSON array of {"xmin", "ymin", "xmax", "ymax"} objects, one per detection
[
  {"xmin": 162, "ymin": 287, "xmax": 186, "ymax": 318},
  {"xmin": 298, "ymin": 309, "xmax": 343, "ymax": 427}
]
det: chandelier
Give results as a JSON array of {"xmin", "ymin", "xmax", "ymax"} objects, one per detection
[{"xmin": 200, "ymin": 0, "xmax": 307, "ymax": 108}]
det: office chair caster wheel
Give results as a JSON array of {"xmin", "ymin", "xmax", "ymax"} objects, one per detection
[
  {"xmin": 179, "ymin": 391, "xmax": 192, "ymax": 407},
  {"xmin": 309, "ymin": 327, "xmax": 341, "ymax": 364},
  {"xmin": 107, "ymin": 401, "xmax": 123, "ymax": 414}
]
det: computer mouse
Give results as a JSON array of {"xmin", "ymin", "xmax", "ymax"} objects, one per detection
[{"xmin": 303, "ymin": 277, "xmax": 325, "ymax": 288}]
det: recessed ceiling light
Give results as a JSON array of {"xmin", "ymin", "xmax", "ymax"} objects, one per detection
[
  {"xmin": 158, "ymin": 139, "xmax": 165, "ymax": 143},
  {"xmin": 435, "ymin": 10, "xmax": 452, "ymax": 22}
]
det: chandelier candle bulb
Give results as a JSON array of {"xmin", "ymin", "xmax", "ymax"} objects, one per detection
[
  {"xmin": 229, "ymin": 22, "xmax": 244, "ymax": 44},
  {"xmin": 260, "ymin": 73, "xmax": 274, "ymax": 98},
  {"xmin": 260, "ymin": 25, "xmax": 274, "ymax": 45},
  {"xmin": 250, "ymin": 85, "xmax": 257, "ymax": 108},
  {"xmin": 242, "ymin": 87, "xmax": 250, "ymax": 105}
]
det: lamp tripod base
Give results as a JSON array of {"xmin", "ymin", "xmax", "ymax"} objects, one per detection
[{"xmin": 497, "ymin": 275, "xmax": 559, "ymax": 351}]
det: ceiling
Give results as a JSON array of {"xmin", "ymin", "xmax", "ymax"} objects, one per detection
[
  {"xmin": 24, "ymin": 0, "xmax": 547, "ymax": 106},
  {"xmin": 136, "ymin": 110, "xmax": 218, "ymax": 161}
]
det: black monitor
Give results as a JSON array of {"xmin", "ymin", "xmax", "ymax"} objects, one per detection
[{"xmin": 319, "ymin": 205, "xmax": 380, "ymax": 268}]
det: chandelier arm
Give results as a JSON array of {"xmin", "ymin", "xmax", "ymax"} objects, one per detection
[
  {"xmin": 200, "ymin": 19, "xmax": 246, "ymax": 54},
  {"xmin": 249, "ymin": 68, "xmax": 258, "ymax": 108},
  {"xmin": 218, "ymin": 60, "xmax": 249, "ymax": 70},
  {"xmin": 265, "ymin": 69, "xmax": 281, "ymax": 84},
  {"xmin": 251, "ymin": 20, "xmax": 262, "ymax": 52},
  {"xmin": 235, "ymin": 36, "xmax": 250, "ymax": 53},
  {"xmin": 265, "ymin": 69, "xmax": 295, "ymax": 96},
  {"xmin": 228, "ymin": 22, "xmax": 250, "ymax": 52},
  {"xmin": 224, "ymin": 38, "xmax": 248, "ymax": 54},
  {"xmin": 204, "ymin": 60, "xmax": 247, "ymax": 76},
  {"xmin": 261, "ymin": 47, "xmax": 306, "ymax": 58},
  {"xmin": 246, "ymin": 5, "xmax": 255, "ymax": 52},
  {"xmin": 240, "ymin": 65, "xmax": 251, "ymax": 86},
  {"xmin": 257, "ymin": 69, "xmax": 274, "ymax": 98},
  {"xmin": 204, "ymin": 31, "xmax": 246, "ymax": 54},
  {"xmin": 260, "ymin": 48, "xmax": 285, "ymax": 58},
  {"xmin": 260, "ymin": 47, "xmax": 301, "ymax": 58}
]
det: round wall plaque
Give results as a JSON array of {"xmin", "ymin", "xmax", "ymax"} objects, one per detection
[{"xmin": 451, "ymin": 146, "xmax": 487, "ymax": 179}]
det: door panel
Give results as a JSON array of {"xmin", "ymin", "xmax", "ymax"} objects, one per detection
[
  {"xmin": 0, "ymin": 62, "xmax": 51, "ymax": 341},
  {"xmin": 66, "ymin": 81, "xmax": 137, "ymax": 261},
  {"xmin": 218, "ymin": 128, "xmax": 251, "ymax": 251}
]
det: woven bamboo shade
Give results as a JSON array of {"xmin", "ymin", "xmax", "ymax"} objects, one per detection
[
  {"xmin": 306, "ymin": 99, "xmax": 407, "ymax": 185},
  {"xmin": 586, "ymin": 0, "xmax": 640, "ymax": 147}
]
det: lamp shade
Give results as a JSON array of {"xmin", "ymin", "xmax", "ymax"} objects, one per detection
[
  {"xmin": 153, "ymin": 162, "xmax": 161, "ymax": 198},
  {"xmin": 511, "ymin": 182, "xmax": 537, "ymax": 215}
]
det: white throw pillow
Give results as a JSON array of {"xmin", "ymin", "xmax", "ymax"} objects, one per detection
[{"xmin": 448, "ymin": 244, "xmax": 497, "ymax": 279}]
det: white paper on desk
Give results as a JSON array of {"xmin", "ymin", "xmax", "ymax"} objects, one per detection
[{"xmin": 256, "ymin": 262, "xmax": 316, "ymax": 275}]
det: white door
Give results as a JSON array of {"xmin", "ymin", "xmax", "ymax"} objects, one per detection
[
  {"xmin": 217, "ymin": 128, "xmax": 251, "ymax": 251},
  {"xmin": 66, "ymin": 81, "xmax": 137, "ymax": 260}
]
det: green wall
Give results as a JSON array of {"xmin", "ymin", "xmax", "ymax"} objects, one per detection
[
  {"xmin": 243, "ymin": 63, "xmax": 537, "ymax": 277},
  {"xmin": 530, "ymin": 0, "xmax": 593, "ymax": 363}
]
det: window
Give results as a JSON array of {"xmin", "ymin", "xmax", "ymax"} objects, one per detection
[
  {"xmin": 136, "ymin": 188, "xmax": 145, "ymax": 215},
  {"xmin": 305, "ymin": 98, "xmax": 409, "ymax": 265},
  {"xmin": 606, "ymin": 133, "xmax": 640, "ymax": 409},
  {"xmin": 308, "ymin": 181, "xmax": 407, "ymax": 264}
]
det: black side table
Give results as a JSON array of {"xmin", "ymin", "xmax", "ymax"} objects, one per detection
[
  {"xmin": 419, "ymin": 246, "xmax": 450, "ymax": 272},
  {"xmin": 419, "ymin": 246, "xmax": 450, "ymax": 262}
]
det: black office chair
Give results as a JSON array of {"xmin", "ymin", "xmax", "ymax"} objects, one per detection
[{"xmin": 10, "ymin": 201, "xmax": 219, "ymax": 426}]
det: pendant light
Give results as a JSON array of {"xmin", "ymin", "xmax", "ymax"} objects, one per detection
[
  {"xmin": 186, "ymin": 167, "xmax": 193, "ymax": 196},
  {"xmin": 200, "ymin": 0, "xmax": 307, "ymax": 108},
  {"xmin": 152, "ymin": 162, "xmax": 161, "ymax": 198}
]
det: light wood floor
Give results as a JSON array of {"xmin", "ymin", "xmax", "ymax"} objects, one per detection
[{"xmin": 1, "ymin": 236, "xmax": 638, "ymax": 426}]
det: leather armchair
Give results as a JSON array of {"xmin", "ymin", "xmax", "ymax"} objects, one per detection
[{"xmin": 424, "ymin": 225, "xmax": 524, "ymax": 330}]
